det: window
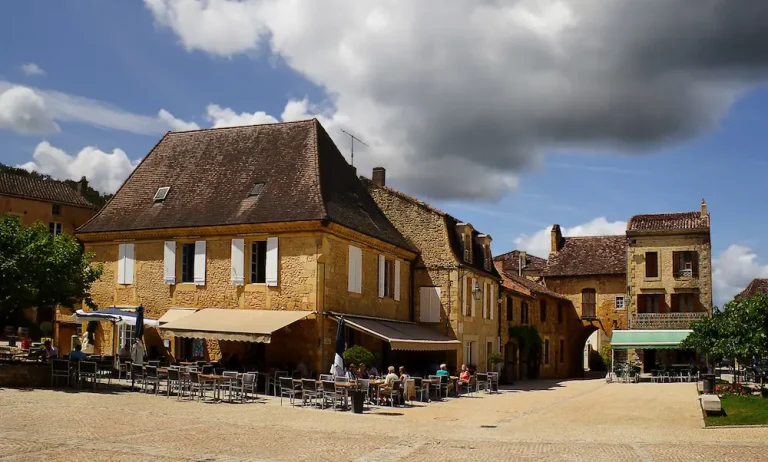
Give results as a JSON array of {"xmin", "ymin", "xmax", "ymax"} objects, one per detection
[
  {"xmin": 154, "ymin": 186, "xmax": 170, "ymax": 202},
  {"xmin": 181, "ymin": 243, "xmax": 195, "ymax": 283},
  {"xmin": 540, "ymin": 299, "xmax": 547, "ymax": 323},
  {"xmin": 462, "ymin": 234, "xmax": 471, "ymax": 262},
  {"xmin": 521, "ymin": 301, "xmax": 529, "ymax": 325},
  {"xmin": 638, "ymin": 294, "xmax": 662, "ymax": 313},
  {"xmin": 248, "ymin": 183, "xmax": 265, "ymax": 197},
  {"xmin": 559, "ymin": 339, "xmax": 565, "ymax": 363},
  {"xmin": 581, "ymin": 289, "xmax": 596, "ymax": 318},
  {"xmin": 506, "ymin": 296, "xmax": 514, "ymax": 321},
  {"xmin": 52, "ymin": 204, "xmax": 61, "ymax": 216},
  {"xmin": 673, "ymin": 251, "xmax": 699, "ymax": 277},
  {"xmin": 672, "ymin": 294, "xmax": 694, "ymax": 313},
  {"xmin": 118, "ymin": 323, "xmax": 135, "ymax": 350},
  {"xmin": 543, "ymin": 339, "xmax": 550, "ymax": 365},
  {"xmin": 419, "ymin": 287, "xmax": 441, "ymax": 323},
  {"xmin": 383, "ymin": 259, "xmax": 395, "ymax": 298},
  {"xmin": 615, "ymin": 296, "xmax": 625, "ymax": 310},
  {"xmin": 464, "ymin": 341, "xmax": 476, "ymax": 366},
  {"xmin": 49, "ymin": 222, "xmax": 62, "ymax": 236},
  {"xmin": 557, "ymin": 303, "xmax": 563, "ymax": 324},
  {"xmin": 645, "ymin": 252, "xmax": 658, "ymax": 278},
  {"xmin": 483, "ymin": 245, "xmax": 492, "ymax": 271},
  {"xmin": 250, "ymin": 241, "xmax": 267, "ymax": 283}
]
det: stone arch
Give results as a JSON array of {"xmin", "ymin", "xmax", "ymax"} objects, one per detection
[{"xmin": 568, "ymin": 323, "xmax": 601, "ymax": 377}]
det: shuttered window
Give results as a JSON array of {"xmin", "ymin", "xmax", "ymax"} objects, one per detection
[
  {"xmin": 419, "ymin": 287, "xmax": 441, "ymax": 323},
  {"xmin": 521, "ymin": 301, "xmax": 529, "ymax": 325},
  {"xmin": 265, "ymin": 237, "xmax": 278, "ymax": 287},
  {"xmin": 543, "ymin": 339, "xmax": 550, "ymax": 365},
  {"xmin": 348, "ymin": 245, "xmax": 362, "ymax": 293},
  {"xmin": 181, "ymin": 243, "xmax": 195, "ymax": 283},
  {"xmin": 673, "ymin": 251, "xmax": 699, "ymax": 277},
  {"xmin": 249, "ymin": 241, "xmax": 267, "ymax": 284},
  {"xmin": 506, "ymin": 296, "xmax": 514, "ymax": 321},
  {"xmin": 117, "ymin": 243, "xmax": 134, "ymax": 285},
  {"xmin": 645, "ymin": 252, "xmax": 658, "ymax": 278},
  {"xmin": 582, "ymin": 289, "xmax": 596, "ymax": 318},
  {"xmin": 164, "ymin": 241, "xmax": 176, "ymax": 285}
]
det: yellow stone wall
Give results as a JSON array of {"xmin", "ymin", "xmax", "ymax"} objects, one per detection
[
  {"xmin": 627, "ymin": 233, "xmax": 712, "ymax": 313},
  {"xmin": 1, "ymin": 194, "xmax": 93, "ymax": 235},
  {"xmin": 545, "ymin": 274, "xmax": 627, "ymax": 339}
]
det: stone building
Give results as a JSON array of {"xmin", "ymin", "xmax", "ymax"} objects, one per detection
[
  {"xmin": 735, "ymin": 278, "xmax": 768, "ymax": 301},
  {"xmin": 68, "ymin": 120, "xmax": 468, "ymax": 374},
  {"xmin": 364, "ymin": 168, "xmax": 502, "ymax": 372}
]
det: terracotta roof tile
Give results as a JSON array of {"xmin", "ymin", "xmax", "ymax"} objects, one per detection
[
  {"xmin": 545, "ymin": 235, "xmax": 627, "ymax": 277},
  {"xmin": 734, "ymin": 278, "xmax": 768, "ymax": 301},
  {"xmin": 495, "ymin": 261, "xmax": 568, "ymax": 300},
  {"xmin": 627, "ymin": 211, "xmax": 709, "ymax": 232},
  {"xmin": 77, "ymin": 120, "xmax": 413, "ymax": 251},
  {"xmin": 493, "ymin": 250, "xmax": 547, "ymax": 274},
  {"xmin": 0, "ymin": 173, "xmax": 92, "ymax": 207}
]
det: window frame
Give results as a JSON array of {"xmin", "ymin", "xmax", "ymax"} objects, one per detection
[
  {"xmin": 506, "ymin": 296, "xmax": 514, "ymax": 322},
  {"xmin": 49, "ymin": 221, "xmax": 63, "ymax": 236},
  {"xmin": 581, "ymin": 288, "xmax": 596, "ymax": 318},
  {"xmin": 383, "ymin": 258, "xmax": 395, "ymax": 298},
  {"xmin": 118, "ymin": 323, "xmax": 136, "ymax": 350},
  {"xmin": 180, "ymin": 243, "xmax": 196, "ymax": 283},
  {"xmin": 52, "ymin": 204, "xmax": 61, "ymax": 216},
  {"xmin": 249, "ymin": 240, "xmax": 267, "ymax": 284},
  {"xmin": 645, "ymin": 251, "xmax": 659, "ymax": 278},
  {"xmin": 521, "ymin": 301, "xmax": 529, "ymax": 325},
  {"xmin": 543, "ymin": 339, "xmax": 550, "ymax": 365},
  {"xmin": 615, "ymin": 295, "xmax": 625, "ymax": 311}
]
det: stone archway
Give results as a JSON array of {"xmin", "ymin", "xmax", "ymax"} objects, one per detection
[{"xmin": 568, "ymin": 323, "xmax": 600, "ymax": 377}]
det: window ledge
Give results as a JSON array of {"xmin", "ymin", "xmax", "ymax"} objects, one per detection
[
  {"xmin": 244, "ymin": 284, "xmax": 267, "ymax": 292},
  {"xmin": 174, "ymin": 283, "xmax": 198, "ymax": 292},
  {"xmin": 348, "ymin": 291, "xmax": 363, "ymax": 299}
]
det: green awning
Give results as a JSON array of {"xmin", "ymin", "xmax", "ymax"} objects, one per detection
[{"xmin": 611, "ymin": 330, "xmax": 692, "ymax": 350}]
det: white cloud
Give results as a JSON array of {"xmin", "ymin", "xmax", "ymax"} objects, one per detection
[
  {"xmin": 144, "ymin": 0, "xmax": 768, "ymax": 199},
  {"xmin": 513, "ymin": 217, "xmax": 627, "ymax": 258},
  {"xmin": 0, "ymin": 86, "xmax": 59, "ymax": 134},
  {"xmin": 158, "ymin": 109, "xmax": 200, "ymax": 131},
  {"xmin": 19, "ymin": 63, "xmax": 46, "ymax": 77},
  {"xmin": 206, "ymin": 104, "xmax": 278, "ymax": 128},
  {"xmin": 19, "ymin": 141, "xmax": 139, "ymax": 194},
  {"xmin": 712, "ymin": 244, "xmax": 768, "ymax": 307}
]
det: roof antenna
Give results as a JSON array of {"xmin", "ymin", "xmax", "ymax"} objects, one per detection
[{"xmin": 340, "ymin": 129, "xmax": 368, "ymax": 167}]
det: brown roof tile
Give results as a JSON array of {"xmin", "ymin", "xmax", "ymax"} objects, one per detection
[
  {"xmin": 0, "ymin": 172, "xmax": 93, "ymax": 208},
  {"xmin": 545, "ymin": 235, "xmax": 627, "ymax": 277},
  {"xmin": 77, "ymin": 120, "xmax": 413, "ymax": 251},
  {"xmin": 493, "ymin": 250, "xmax": 547, "ymax": 274},
  {"xmin": 734, "ymin": 278, "xmax": 768, "ymax": 301},
  {"xmin": 495, "ymin": 261, "xmax": 568, "ymax": 300},
  {"xmin": 627, "ymin": 211, "xmax": 709, "ymax": 232}
]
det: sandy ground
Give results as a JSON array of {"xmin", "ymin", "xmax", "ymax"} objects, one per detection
[{"xmin": 2, "ymin": 378, "xmax": 768, "ymax": 461}]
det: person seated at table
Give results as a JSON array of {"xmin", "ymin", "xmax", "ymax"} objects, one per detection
[
  {"xmin": 358, "ymin": 363, "xmax": 370, "ymax": 379},
  {"xmin": 345, "ymin": 363, "xmax": 358, "ymax": 380},
  {"xmin": 117, "ymin": 342, "xmax": 131, "ymax": 360},
  {"xmin": 42, "ymin": 340, "xmax": 58, "ymax": 361},
  {"xmin": 69, "ymin": 344, "xmax": 86, "ymax": 361},
  {"xmin": 398, "ymin": 366, "xmax": 410, "ymax": 382},
  {"xmin": 457, "ymin": 364, "xmax": 470, "ymax": 393},
  {"xmin": 377, "ymin": 366, "xmax": 399, "ymax": 404},
  {"xmin": 368, "ymin": 364, "xmax": 379, "ymax": 377},
  {"xmin": 436, "ymin": 363, "xmax": 450, "ymax": 377}
]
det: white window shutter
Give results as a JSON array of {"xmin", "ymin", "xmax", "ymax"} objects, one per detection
[
  {"xmin": 419, "ymin": 287, "xmax": 430, "ymax": 322},
  {"xmin": 117, "ymin": 244, "xmax": 126, "ymax": 284},
  {"xmin": 231, "ymin": 239, "xmax": 245, "ymax": 285},
  {"xmin": 124, "ymin": 244, "xmax": 135, "ymax": 285},
  {"xmin": 394, "ymin": 260, "xmax": 401, "ymax": 301},
  {"xmin": 194, "ymin": 241, "xmax": 206, "ymax": 286},
  {"xmin": 163, "ymin": 241, "xmax": 176, "ymax": 285},
  {"xmin": 469, "ymin": 278, "xmax": 477, "ymax": 316},
  {"xmin": 483, "ymin": 282, "xmax": 488, "ymax": 319},
  {"xmin": 266, "ymin": 237, "xmax": 279, "ymax": 287},
  {"xmin": 348, "ymin": 246, "xmax": 356, "ymax": 293},
  {"xmin": 355, "ymin": 247, "xmax": 362, "ymax": 293},
  {"xmin": 378, "ymin": 255, "xmax": 385, "ymax": 298},
  {"xmin": 490, "ymin": 284, "xmax": 494, "ymax": 320},
  {"xmin": 431, "ymin": 287, "xmax": 441, "ymax": 323},
  {"xmin": 462, "ymin": 275, "xmax": 467, "ymax": 316}
]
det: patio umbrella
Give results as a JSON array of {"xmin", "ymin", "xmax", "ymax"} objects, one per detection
[
  {"xmin": 331, "ymin": 317, "xmax": 346, "ymax": 377},
  {"xmin": 134, "ymin": 305, "xmax": 145, "ymax": 341}
]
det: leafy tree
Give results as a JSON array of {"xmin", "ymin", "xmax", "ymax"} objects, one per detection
[
  {"xmin": 0, "ymin": 216, "xmax": 103, "ymax": 335},
  {"xmin": 343, "ymin": 345, "xmax": 374, "ymax": 366}
]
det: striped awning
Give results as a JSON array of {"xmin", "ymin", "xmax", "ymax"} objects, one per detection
[{"xmin": 611, "ymin": 330, "xmax": 692, "ymax": 350}]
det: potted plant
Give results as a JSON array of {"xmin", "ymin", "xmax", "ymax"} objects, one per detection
[{"xmin": 343, "ymin": 346, "xmax": 373, "ymax": 413}]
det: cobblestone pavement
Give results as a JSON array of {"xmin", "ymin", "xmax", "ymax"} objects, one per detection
[{"xmin": 2, "ymin": 379, "xmax": 768, "ymax": 461}]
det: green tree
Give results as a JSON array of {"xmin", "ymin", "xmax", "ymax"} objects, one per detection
[
  {"xmin": 0, "ymin": 216, "xmax": 103, "ymax": 333},
  {"xmin": 343, "ymin": 345, "xmax": 374, "ymax": 366}
]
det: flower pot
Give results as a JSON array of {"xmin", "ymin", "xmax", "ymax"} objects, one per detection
[{"xmin": 350, "ymin": 390, "xmax": 365, "ymax": 414}]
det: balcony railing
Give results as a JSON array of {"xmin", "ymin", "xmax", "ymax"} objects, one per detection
[{"xmin": 630, "ymin": 312, "xmax": 707, "ymax": 329}]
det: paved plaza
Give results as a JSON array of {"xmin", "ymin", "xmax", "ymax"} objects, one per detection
[{"xmin": 2, "ymin": 379, "xmax": 768, "ymax": 461}]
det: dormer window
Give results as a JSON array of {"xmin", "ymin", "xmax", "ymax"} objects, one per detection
[
  {"xmin": 483, "ymin": 244, "xmax": 491, "ymax": 271},
  {"xmin": 456, "ymin": 223, "xmax": 474, "ymax": 264},
  {"xmin": 476, "ymin": 234, "xmax": 493, "ymax": 271},
  {"xmin": 154, "ymin": 186, "xmax": 170, "ymax": 202}
]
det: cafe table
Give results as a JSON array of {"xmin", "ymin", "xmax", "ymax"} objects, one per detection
[{"xmin": 200, "ymin": 373, "xmax": 230, "ymax": 401}]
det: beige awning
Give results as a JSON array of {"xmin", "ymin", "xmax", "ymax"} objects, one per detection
[
  {"xmin": 158, "ymin": 307, "xmax": 198, "ymax": 325},
  {"xmin": 336, "ymin": 314, "xmax": 461, "ymax": 351},
  {"xmin": 160, "ymin": 309, "xmax": 314, "ymax": 343}
]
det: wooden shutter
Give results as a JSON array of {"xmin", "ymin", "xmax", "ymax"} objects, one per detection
[
  {"xmin": 394, "ymin": 260, "xmax": 401, "ymax": 301},
  {"xmin": 117, "ymin": 244, "xmax": 126, "ymax": 284},
  {"xmin": 672, "ymin": 251, "xmax": 680, "ymax": 275},
  {"xmin": 164, "ymin": 241, "xmax": 176, "ymax": 285},
  {"xmin": 419, "ymin": 287, "xmax": 431, "ymax": 322},
  {"xmin": 692, "ymin": 251, "xmax": 699, "ymax": 277},
  {"xmin": 230, "ymin": 239, "xmax": 245, "ymax": 285},
  {"xmin": 646, "ymin": 252, "xmax": 658, "ymax": 278},
  {"xmin": 193, "ymin": 241, "xmax": 206, "ymax": 286},
  {"xmin": 348, "ymin": 246, "xmax": 362, "ymax": 293},
  {"xmin": 471, "ymin": 278, "xmax": 477, "ymax": 317},
  {"xmin": 123, "ymin": 243, "xmax": 134, "ymax": 285},
  {"xmin": 490, "ymin": 284, "xmax": 494, "ymax": 320},
  {"xmin": 482, "ymin": 282, "xmax": 488, "ymax": 318},
  {"xmin": 378, "ymin": 255, "xmax": 386, "ymax": 298},
  {"xmin": 431, "ymin": 287, "xmax": 441, "ymax": 322},
  {"xmin": 463, "ymin": 275, "xmax": 469, "ymax": 316},
  {"xmin": 671, "ymin": 294, "xmax": 679, "ymax": 313},
  {"xmin": 265, "ymin": 237, "xmax": 279, "ymax": 287}
]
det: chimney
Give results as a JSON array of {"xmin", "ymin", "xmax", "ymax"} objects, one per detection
[
  {"xmin": 550, "ymin": 224, "xmax": 563, "ymax": 253},
  {"xmin": 518, "ymin": 251, "xmax": 527, "ymax": 276},
  {"xmin": 76, "ymin": 176, "xmax": 88, "ymax": 195},
  {"xmin": 700, "ymin": 198, "xmax": 708, "ymax": 218},
  {"xmin": 372, "ymin": 167, "xmax": 386, "ymax": 187}
]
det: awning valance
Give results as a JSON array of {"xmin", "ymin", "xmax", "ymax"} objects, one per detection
[
  {"xmin": 611, "ymin": 329, "xmax": 692, "ymax": 350},
  {"xmin": 334, "ymin": 314, "xmax": 461, "ymax": 351},
  {"xmin": 158, "ymin": 307, "xmax": 198, "ymax": 325},
  {"xmin": 160, "ymin": 309, "xmax": 313, "ymax": 343}
]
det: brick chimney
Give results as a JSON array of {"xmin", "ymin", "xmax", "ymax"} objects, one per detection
[
  {"xmin": 518, "ymin": 250, "xmax": 527, "ymax": 276},
  {"xmin": 76, "ymin": 176, "xmax": 88, "ymax": 195},
  {"xmin": 372, "ymin": 167, "xmax": 386, "ymax": 187},
  {"xmin": 700, "ymin": 198, "xmax": 708, "ymax": 218},
  {"xmin": 550, "ymin": 224, "xmax": 563, "ymax": 253}
]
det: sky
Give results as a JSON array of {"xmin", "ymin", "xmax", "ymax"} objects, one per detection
[{"xmin": 1, "ymin": 1, "xmax": 767, "ymax": 306}]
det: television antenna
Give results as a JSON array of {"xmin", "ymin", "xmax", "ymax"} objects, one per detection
[{"xmin": 340, "ymin": 129, "xmax": 368, "ymax": 167}]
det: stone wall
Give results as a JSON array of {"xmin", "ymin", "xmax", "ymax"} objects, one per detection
[
  {"xmin": 0, "ymin": 194, "xmax": 93, "ymax": 235},
  {"xmin": 0, "ymin": 363, "xmax": 51, "ymax": 388},
  {"xmin": 545, "ymin": 274, "xmax": 628, "ymax": 335}
]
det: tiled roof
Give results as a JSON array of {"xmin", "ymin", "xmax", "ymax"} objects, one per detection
[
  {"xmin": 494, "ymin": 261, "xmax": 568, "ymax": 300},
  {"xmin": 0, "ymin": 172, "xmax": 92, "ymax": 207},
  {"xmin": 77, "ymin": 120, "xmax": 414, "ymax": 251},
  {"xmin": 627, "ymin": 211, "xmax": 709, "ymax": 232},
  {"xmin": 493, "ymin": 250, "xmax": 548, "ymax": 274},
  {"xmin": 734, "ymin": 278, "xmax": 768, "ymax": 301},
  {"xmin": 545, "ymin": 235, "xmax": 627, "ymax": 277}
]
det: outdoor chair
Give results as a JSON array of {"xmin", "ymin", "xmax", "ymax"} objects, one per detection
[
  {"xmin": 223, "ymin": 374, "xmax": 245, "ymax": 403},
  {"xmin": 301, "ymin": 379, "xmax": 320, "ymax": 407},
  {"xmin": 188, "ymin": 371, "xmax": 209, "ymax": 402},
  {"xmin": 358, "ymin": 378, "xmax": 371, "ymax": 404},
  {"xmin": 319, "ymin": 374, "xmax": 333, "ymax": 382},
  {"xmin": 145, "ymin": 366, "xmax": 161, "ymax": 394},
  {"xmin": 118, "ymin": 359, "xmax": 131, "ymax": 381},
  {"xmin": 272, "ymin": 371, "xmax": 289, "ymax": 396},
  {"xmin": 242, "ymin": 373, "xmax": 258, "ymax": 401},
  {"xmin": 201, "ymin": 365, "xmax": 214, "ymax": 374},
  {"xmin": 167, "ymin": 368, "xmax": 183, "ymax": 399},
  {"xmin": 78, "ymin": 361, "xmax": 99, "ymax": 391},
  {"xmin": 334, "ymin": 376, "xmax": 349, "ymax": 383},
  {"xmin": 476, "ymin": 373, "xmax": 489, "ymax": 393},
  {"xmin": 427, "ymin": 375, "xmax": 442, "ymax": 399},
  {"xmin": 321, "ymin": 380, "xmax": 342, "ymax": 410},
  {"xmin": 488, "ymin": 372, "xmax": 499, "ymax": 393},
  {"xmin": 147, "ymin": 360, "xmax": 161, "ymax": 368},
  {"xmin": 196, "ymin": 361, "xmax": 208, "ymax": 368},
  {"xmin": 292, "ymin": 370, "xmax": 303, "ymax": 379},
  {"xmin": 389, "ymin": 380, "xmax": 403, "ymax": 407},
  {"xmin": 438, "ymin": 375, "xmax": 450, "ymax": 398},
  {"xmin": 131, "ymin": 364, "xmax": 145, "ymax": 392},
  {"xmin": 412, "ymin": 377, "xmax": 429, "ymax": 402},
  {"xmin": 279, "ymin": 377, "xmax": 301, "ymax": 407},
  {"xmin": 51, "ymin": 359, "xmax": 71, "ymax": 388}
]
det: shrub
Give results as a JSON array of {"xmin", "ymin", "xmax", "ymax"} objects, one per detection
[{"xmin": 343, "ymin": 345, "xmax": 374, "ymax": 366}]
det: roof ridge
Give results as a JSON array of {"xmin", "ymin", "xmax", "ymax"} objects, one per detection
[
  {"xmin": 363, "ymin": 178, "xmax": 449, "ymax": 217},
  {"xmin": 309, "ymin": 119, "xmax": 329, "ymax": 221},
  {"xmin": 167, "ymin": 118, "xmax": 317, "ymax": 135},
  {"xmin": 564, "ymin": 234, "xmax": 625, "ymax": 239},
  {"xmin": 630, "ymin": 210, "xmax": 699, "ymax": 217}
]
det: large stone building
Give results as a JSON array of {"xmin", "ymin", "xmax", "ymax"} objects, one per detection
[
  {"xmin": 735, "ymin": 278, "xmax": 768, "ymax": 301},
  {"xmin": 364, "ymin": 168, "xmax": 502, "ymax": 372},
  {"xmin": 68, "ymin": 120, "xmax": 468, "ymax": 374}
]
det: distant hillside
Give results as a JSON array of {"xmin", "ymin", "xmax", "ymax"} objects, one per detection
[{"xmin": 0, "ymin": 164, "xmax": 113, "ymax": 210}]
